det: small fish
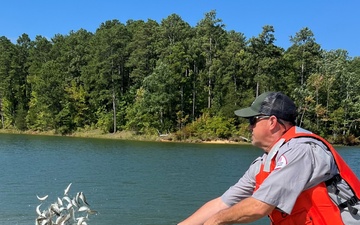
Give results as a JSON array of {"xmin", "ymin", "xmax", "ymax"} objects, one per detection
[
  {"xmin": 79, "ymin": 192, "xmax": 90, "ymax": 206},
  {"xmin": 76, "ymin": 216, "xmax": 86, "ymax": 225},
  {"xmin": 57, "ymin": 197, "xmax": 63, "ymax": 206},
  {"xmin": 50, "ymin": 203, "xmax": 61, "ymax": 216},
  {"xmin": 78, "ymin": 205, "xmax": 90, "ymax": 212},
  {"xmin": 40, "ymin": 218, "xmax": 50, "ymax": 225},
  {"xmin": 59, "ymin": 213, "xmax": 71, "ymax": 225},
  {"xmin": 41, "ymin": 209, "xmax": 50, "ymax": 219},
  {"xmin": 71, "ymin": 197, "xmax": 79, "ymax": 208},
  {"xmin": 87, "ymin": 209, "xmax": 98, "ymax": 215},
  {"xmin": 75, "ymin": 192, "xmax": 81, "ymax": 204},
  {"xmin": 36, "ymin": 195, "xmax": 48, "ymax": 201},
  {"xmin": 64, "ymin": 183, "xmax": 72, "ymax": 196},
  {"xmin": 66, "ymin": 202, "xmax": 73, "ymax": 210},
  {"xmin": 62, "ymin": 196, "xmax": 71, "ymax": 204},
  {"xmin": 59, "ymin": 206, "xmax": 66, "ymax": 213},
  {"xmin": 34, "ymin": 183, "xmax": 97, "ymax": 225},
  {"xmin": 36, "ymin": 204, "xmax": 42, "ymax": 216},
  {"xmin": 55, "ymin": 214, "xmax": 65, "ymax": 224}
]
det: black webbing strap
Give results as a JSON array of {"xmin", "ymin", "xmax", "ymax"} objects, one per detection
[
  {"xmin": 325, "ymin": 174, "xmax": 359, "ymax": 215},
  {"xmin": 325, "ymin": 174, "xmax": 341, "ymax": 195},
  {"xmin": 338, "ymin": 196, "xmax": 359, "ymax": 215}
]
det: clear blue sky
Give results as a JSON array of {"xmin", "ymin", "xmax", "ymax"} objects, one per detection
[{"xmin": 1, "ymin": 0, "xmax": 359, "ymax": 57}]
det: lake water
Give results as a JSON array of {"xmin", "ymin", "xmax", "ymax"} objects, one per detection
[{"xmin": 0, "ymin": 133, "xmax": 359, "ymax": 225}]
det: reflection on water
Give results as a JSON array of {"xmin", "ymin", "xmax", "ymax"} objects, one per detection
[{"xmin": 0, "ymin": 133, "xmax": 358, "ymax": 224}]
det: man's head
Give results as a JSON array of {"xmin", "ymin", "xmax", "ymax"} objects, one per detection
[
  {"xmin": 234, "ymin": 91, "xmax": 297, "ymax": 125},
  {"xmin": 234, "ymin": 92, "xmax": 297, "ymax": 151}
]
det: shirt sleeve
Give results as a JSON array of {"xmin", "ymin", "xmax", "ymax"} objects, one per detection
[
  {"xmin": 221, "ymin": 157, "xmax": 261, "ymax": 206},
  {"xmin": 252, "ymin": 138, "xmax": 336, "ymax": 214}
]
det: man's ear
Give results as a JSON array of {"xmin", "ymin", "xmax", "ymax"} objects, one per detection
[{"xmin": 269, "ymin": 116, "xmax": 280, "ymax": 132}]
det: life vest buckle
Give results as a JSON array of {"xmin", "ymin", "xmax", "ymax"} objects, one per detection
[
  {"xmin": 347, "ymin": 196, "xmax": 358, "ymax": 206},
  {"xmin": 338, "ymin": 196, "xmax": 359, "ymax": 215}
]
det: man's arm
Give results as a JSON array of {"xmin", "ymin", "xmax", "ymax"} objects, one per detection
[
  {"xmin": 204, "ymin": 197, "xmax": 275, "ymax": 225},
  {"xmin": 178, "ymin": 197, "xmax": 229, "ymax": 225}
]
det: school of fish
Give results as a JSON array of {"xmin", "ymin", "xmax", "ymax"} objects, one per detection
[{"xmin": 35, "ymin": 183, "xmax": 97, "ymax": 225}]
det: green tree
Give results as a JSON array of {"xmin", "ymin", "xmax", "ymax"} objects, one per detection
[
  {"xmin": 83, "ymin": 20, "xmax": 130, "ymax": 133},
  {"xmin": 1, "ymin": 15, "xmax": 360, "ymax": 143},
  {"xmin": 247, "ymin": 25, "xmax": 284, "ymax": 96},
  {"xmin": 158, "ymin": 13, "xmax": 194, "ymax": 130},
  {"xmin": 195, "ymin": 10, "xmax": 227, "ymax": 109},
  {"xmin": 0, "ymin": 36, "xmax": 16, "ymax": 128},
  {"xmin": 285, "ymin": 28, "xmax": 322, "ymax": 127},
  {"xmin": 26, "ymin": 36, "xmax": 53, "ymax": 130},
  {"xmin": 346, "ymin": 57, "xmax": 360, "ymax": 138},
  {"xmin": 51, "ymin": 30, "xmax": 93, "ymax": 133},
  {"xmin": 13, "ymin": 34, "xmax": 31, "ymax": 130},
  {"xmin": 126, "ymin": 19, "xmax": 160, "ymax": 89},
  {"xmin": 0, "ymin": 34, "xmax": 32, "ymax": 129},
  {"xmin": 328, "ymin": 50, "xmax": 360, "ymax": 138},
  {"xmin": 287, "ymin": 27, "xmax": 321, "ymax": 86},
  {"xmin": 125, "ymin": 62, "xmax": 179, "ymax": 133},
  {"xmin": 27, "ymin": 60, "xmax": 65, "ymax": 131}
]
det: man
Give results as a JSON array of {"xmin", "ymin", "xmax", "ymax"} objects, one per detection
[{"xmin": 178, "ymin": 91, "xmax": 360, "ymax": 225}]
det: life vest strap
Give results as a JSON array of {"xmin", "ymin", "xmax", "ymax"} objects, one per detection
[
  {"xmin": 325, "ymin": 174, "xmax": 359, "ymax": 215},
  {"xmin": 325, "ymin": 174, "xmax": 341, "ymax": 194},
  {"xmin": 338, "ymin": 196, "xmax": 359, "ymax": 215},
  {"xmin": 325, "ymin": 174, "xmax": 342, "ymax": 186}
]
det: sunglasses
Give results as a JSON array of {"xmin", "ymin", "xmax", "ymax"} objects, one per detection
[{"xmin": 248, "ymin": 115, "xmax": 271, "ymax": 126}]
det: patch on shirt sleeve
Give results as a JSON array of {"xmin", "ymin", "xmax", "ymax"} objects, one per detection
[{"xmin": 274, "ymin": 155, "xmax": 288, "ymax": 170}]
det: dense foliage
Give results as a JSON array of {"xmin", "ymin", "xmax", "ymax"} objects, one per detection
[{"xmin": 1, "ymin": 11, "xmax": 360, "ymax": 144}]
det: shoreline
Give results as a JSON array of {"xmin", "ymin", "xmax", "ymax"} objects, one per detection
[
  {"xmin": 0, "ymin": 129, "xmax": 250, "ymax": 145},
  {"xmin": 0, "ymin": 129, "xmax": 356, "ymax": 147}
]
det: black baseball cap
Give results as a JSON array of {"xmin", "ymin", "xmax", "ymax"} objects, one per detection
[{"xmin": 234, "ymin": 91, "xmax": 297, "ymax": 124}]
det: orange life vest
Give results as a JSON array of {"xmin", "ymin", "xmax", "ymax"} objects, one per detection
[{"xmin": 254, "ymin": 126, "xmax": 360, "ymax": 225}]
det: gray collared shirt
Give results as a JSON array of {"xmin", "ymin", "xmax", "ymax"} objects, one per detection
[{"xmin": 221, "ymin": 137, "xmax": 359, "ymax": 223}]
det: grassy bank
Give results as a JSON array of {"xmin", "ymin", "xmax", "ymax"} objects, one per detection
[
  {"xmin": 0, "ymin": 128, "xmax": 157, "ymax": 141},
  {"xmin": 0, "ymin": 128, "xmax": 248, "ymax": 145}
]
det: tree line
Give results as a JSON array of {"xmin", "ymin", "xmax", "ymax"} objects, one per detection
[{"xmin": 1, "ymin": 10, "xmax": 359, "ymax": 144}]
